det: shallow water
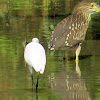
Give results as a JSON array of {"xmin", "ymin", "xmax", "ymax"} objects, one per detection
[{"xmin": 0, "ymin": 0, "xmax": 100, "ymax": 100}]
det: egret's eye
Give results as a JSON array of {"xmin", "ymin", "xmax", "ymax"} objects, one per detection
[{"xmin": 91, "ymin": 4, "xmax": 95, "ymax": 8}]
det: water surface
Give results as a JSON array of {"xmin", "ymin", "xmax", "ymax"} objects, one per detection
[{"xmin": 0, "ymin": 0, "xmax": 100, "ymax": 100}]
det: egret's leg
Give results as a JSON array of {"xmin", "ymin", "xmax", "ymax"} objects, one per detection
[
  {"xmin": 36, "ymin": 72, "xmax": 39, "ymax": 92},
  {"xmin": 75, "ymin": 45, "xmax": 81, "ymax": 64},
  {"xmin": 29, "ymin": 66, "xmax": 34, "ymax": 87},
  {"xmin": 31, "ymin": 75, "xmax": 34, "ymax": 87}
]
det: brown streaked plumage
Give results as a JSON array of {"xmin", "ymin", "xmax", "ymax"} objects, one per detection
[{"xmin": 49, "ymin": 1, "xmax": 100, "ymax": 62}]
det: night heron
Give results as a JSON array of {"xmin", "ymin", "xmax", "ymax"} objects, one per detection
[
  {"xmin": 24, "ymin": 38, "xmax": 46, "ymax": 90},
  {"xmin": 49, "ymin": 1, "xmax": 100, "ymax": 63}
]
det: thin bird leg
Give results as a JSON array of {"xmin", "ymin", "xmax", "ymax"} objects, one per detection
[
  {"xmin": 29, "ymin": 66, "xmax": 34, "ymax": 87},
  {"xmin": 31, "ymin": 74, "xmax": 34, "ymax": 87},
  {"xmin": 36, "ymin": 72, "xmax": 39, "ymax": 92},
  {"xmin": 75, "ymin": 45, "xmax": 81, "ymax": 64}
]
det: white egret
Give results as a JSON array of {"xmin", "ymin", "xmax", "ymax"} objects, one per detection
[{"xmin": 24, "ymin": 37, "xmax": 46, "ymax": 90}]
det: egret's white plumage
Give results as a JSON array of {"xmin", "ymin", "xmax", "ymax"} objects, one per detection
[
  {"xmin": 24, "ymin": 37, "xmax": 46, "ymax": 89},
  {"xmin": 24, "ymin": 37, "xmax": 46, "ymax": 74}
]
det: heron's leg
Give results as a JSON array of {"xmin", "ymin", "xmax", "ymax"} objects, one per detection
[
  {"xmin": 75, "ymin": 45, "xmax": 81, "ymax": 64},
  {"xmin": 36, "ymin": 72, "xmax": 39, "ymax": 92}
]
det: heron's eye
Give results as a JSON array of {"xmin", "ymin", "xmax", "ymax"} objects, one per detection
[{"xmin": 91, "ymin": 4, "xmax": 95, "ymax": 8}]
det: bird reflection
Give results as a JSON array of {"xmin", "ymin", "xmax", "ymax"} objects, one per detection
[
  {"xmin": 32, "ymin": 89, "xmax": 38, "ymax": 100},
  {"xmin": 49, "ymin": 60, "xmax": 91, "ymax": 100},
  {"xmin": 36, "ymin": 91, "xmax": 38, "ymax": 100},
  {"xmin": 76, "ymin": 63, "xmax": 81, "ymax": 77}
]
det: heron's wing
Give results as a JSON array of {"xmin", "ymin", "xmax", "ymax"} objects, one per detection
[
  {"xmin": 49, "ymin": 15, "xmax": 84, "ymax": 50},
  {"xmin": 49, "ymin": 16, "xmax": 71, "ymax": 50}
]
